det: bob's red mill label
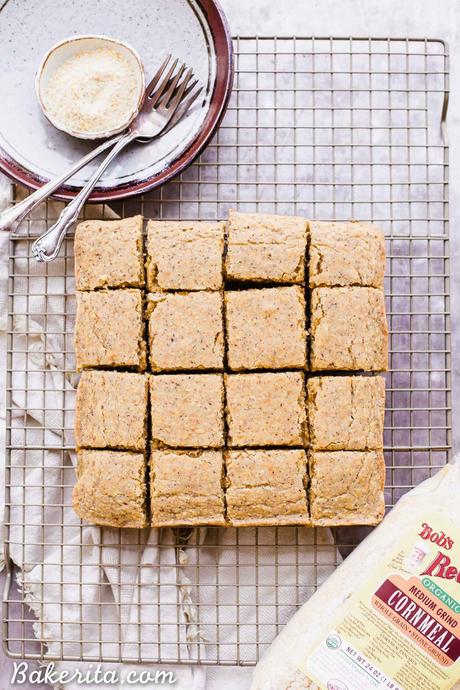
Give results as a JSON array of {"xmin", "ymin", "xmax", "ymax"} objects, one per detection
[{"xmin": 299, "ymin": 516, "xmax": 460, "ymax": 689}]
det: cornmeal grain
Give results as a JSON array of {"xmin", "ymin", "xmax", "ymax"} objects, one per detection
[
  {"xmin": 225, "ymin": 286, "xmax": 307, "ymax": 370},
  {"xmin": 150, "ymin": 374, "xmax": 224, "ymax": 448},
  {"xmin": 309, "ymin": 220, "xmax": 386, "ymax": 288},
  {"xmin": 225, "ymin": 449, "xmax": 310, "ymax": 526},
  {"xmin": 148, "ymin": 291, "xmax": 224, "ymax": 371},
  {"xmin": 73, "ymin": 449, "xmax": 148, "ymax": 528},
  {"xmin": 75, "ymin": 289, "xmax": 146, "ymax": 371},
  {"xmin": 150, "ymin": 449, "xmax": 225, "ymax": 526},
  {"xmin": 74, "ymin": 216, "xmax": 144, "ymax": 290},
  {"xmin": 308, "ymin": 376, "xmax": 385, "ymax": 450},
  {"xmin": 309, "ymin": 450, "xmax": 385, "ymax": 526},
  {"xmin": 75, "ymin": 370, "xmax": 148, "ymax": 451},
  {"xmin": 310, "ymin": 287, "xmax": 388, "ymax": 371},
  {"xmin": 225, "ymin": 210, "xmax": 307, "ymax": 283},
  {"xmin": 146, "ymin": 220, "xmax": 224, "ymax": 291},
  {"xmin": 225, "ymin": 372, "xmax": 308, "ymax": 447}
]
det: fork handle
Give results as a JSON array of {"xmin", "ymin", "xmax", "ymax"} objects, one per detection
[
  {"xmin": 32, "ymin": 130, "xmax": 135, "ymax": 262},
  {"xmin": 0, "ymin": 133, "xmax": 125, "ymax": 233}
]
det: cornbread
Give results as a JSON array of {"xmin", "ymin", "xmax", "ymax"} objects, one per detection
[
  {"xmin": 225, "ymin": 449, "xmax": 310, "ymax": 526},
  {"xmin": 146, "ymin": 220, "xmax": 225, "ymax": 291},
  {"xmin": 150, "ymin": 449, "xmax": 225, "ymax": 526},
  {"xmin": 72, "ymin": 210, "xmax": 389, "ymax": 530},
  {"xmin": 310, "ymin": 287, "xmax": 388, "ymax": 371},
  {"xmin": 309, "ymin": 450, "xmax": 386, "ymax": 526},
  {"xmin": 225, "ymin": 210, "xmax": 307, "ymax": 283},
  {"xmin": 75, "ymin": 289, "xmax": 146, "ymax": 371},
  {"xmin": 75, "ymin": 370, "xmax": 148, "ymax": 452},
  {"xmin": 74, "ymin": 216, "xmax": 144, "ymax": 290},
  {"xmin": 150, "ymin": 374, "xmax": 224, "ymax": 448},
  {"xmin": 308, "ymin": 376, "xmax": 386, "ymax": 450},
  {"xmin": 73, "ymin": 449, "xmax": 148, "ymax": 528},
  {"xmin": 225, "ymin": 286, "xmax": 307, "ymax": 370},
  {"xmin": 225, "ymin": 372, "xmax": 308, "ymax": 447},
  {"xmin": 309, "ymin": 220, "xmax": 386, "ymax": 288},
  {"xmin": 148, "ymin": 291, "xmax": 224, "ymax": 371}
]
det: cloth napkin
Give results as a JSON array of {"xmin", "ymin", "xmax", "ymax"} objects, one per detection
[{"xmin": 0, "ymin": 175, "xmax": 340, "ymax": 689}]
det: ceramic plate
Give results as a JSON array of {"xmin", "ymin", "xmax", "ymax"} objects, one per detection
[{"xmin": 0, "ymin": 0, "xmax": 232, "ymax": 200}]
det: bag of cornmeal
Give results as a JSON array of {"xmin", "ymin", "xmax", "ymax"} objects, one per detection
[{"xmin": 251, "ymin": 457, "xmax": 460, "ymax": 690}]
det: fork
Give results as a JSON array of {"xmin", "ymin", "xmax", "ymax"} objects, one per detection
[{"xmin": 31, "ymin": 56, "xmax": 202, "ymax": 262}]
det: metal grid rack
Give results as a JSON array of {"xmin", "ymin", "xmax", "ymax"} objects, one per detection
[{"xmin": 3, "ymin": 36, "xmax": 451, "ymax": 666}]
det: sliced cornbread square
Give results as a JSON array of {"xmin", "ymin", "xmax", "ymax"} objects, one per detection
[
  {"xmin": 75, "ymin": 370, "xmax": 148, "ymax": 452},
  {"xmin": 146, "ymin": 220, "xmax": 225, "ymax": 291},
  {"xmin": 150, "ymin": 374, "xmax": 224, "ymax": 448},
  {"xmin": 150, "ymin": 449, "xmax": 225, "ymax": 526},
  {"xmin": 148, "ymin": 291, "xmax": 224, "ymax": 371},
  {"xmin": 75, "ymin": 289, "xmax": 146, "ymax": 371},
  {"xmin": 225, "ymin": 210, "xmax": 307, "ymax": 283},
  {"xmin": 225, "ymin": 286, "xmax": 307, "ymax": 370},
  {"xmin": 225, "ymin": 372, "xmax": 307, "ymax": 447},
  {"xmin": 73, "ymin": 449, "xmax": 148, "ymax": 528},
  {"xmin": 74, "ymin": 215, "xmax": 144, "ymax": 290},
  {"xmin": 308, "ymin": 375, "xmax": 385, "ymax": 450},
  {"xmin": 309, "ymin": 220, "xmax": 386, "ymax": 288},
  {"xmin": 225, "ymin": 449, "xmax": 309, "ymax": 526},
  {"xmin": 310, "ymin": 287, "xmax": 388, "ymax": 371},
  {"xmin": 309, "ymin": 450, "xmax": 385, "ymax": 526}
]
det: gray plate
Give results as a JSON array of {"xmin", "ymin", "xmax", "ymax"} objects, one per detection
[{"xmin": 0, "ymin": 0, "xmax": 219, "ymax": 192}]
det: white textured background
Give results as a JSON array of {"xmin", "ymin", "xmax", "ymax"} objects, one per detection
[{"xmin": 0, "ymin": 0, "xmax": 458, "ymax": 687}]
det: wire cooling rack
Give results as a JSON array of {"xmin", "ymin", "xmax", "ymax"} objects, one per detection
[{"xmin": 3, "ymin": 37, "xmax": 451, "ymax": 666}]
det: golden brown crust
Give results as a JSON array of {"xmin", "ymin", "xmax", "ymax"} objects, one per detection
[
  {"xmin": 225, "ymin": 210, "xmax": 307, "ymax": 283},
  {"xmin": 310, "ymin": 287, "xmax": 388, "ymax": 371},
  {"xmin": 150, "ymin": 374, "xmax": 224, "ymax": 448},
  {"xmin": 225, "ymin": 449, "xmax": 310, "ymax": 526},
  {"xmin": 74, "ymin": 216, "xmax": 144, "ymax": 290},
  {"xmin": 150, "ymin": 449, "xmax": 225, "ymax": 526},
  {"xmin": 225, "ymin": 286, "xmax": 307, "ymax": 370},
  {"xmin": 73, "ymin": 449, "xmax": 148, "ymax": 528},
  {"xmin": 75, "ymin": 370, "xmax": 148, "ymax": 452},
  {"xmin": 309, "ymin": 450, "xmax": 386, "ymax": 526},
  {"xmin": 308, "ymin": 375, "xmax": 385, "ymax": 450},
  {"xmin": 148, "ymin": 291, "xmax": 224, "ymax": 371},
  {"xmin": 75, "ymin": 289, "xmax": 146, "ymax": 371},
  {"xmin": 146, "ymin": 220, "xmax": 225, "ymax": 291},
  {"xmin": 225, "ymin": 372, "xmax": 308, "ymax": 447},
  {"xmin": 309, "ymin": 220, "xmax": 386, "ymax": 288}
]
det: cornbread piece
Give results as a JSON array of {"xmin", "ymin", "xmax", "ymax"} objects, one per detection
[
  {"xmin": 74, "ymin": 215, "xmax": 144, "ymax": 290},
  {"xmin": 75, "ymin": 370, "xmax": 148, "ymax": 451},
  {"xmin": 309, "ymin": 450, "xmax": 385, "ymax": 526},
  {"xmin": 75, "ymin": 289, "xmax": 146, "ymax": 371},
  {"xmin": 310, "ymin": 287, "xmax": 388, "ymax": 371},
  {"xmin": 225, "ymin": 210, "xmax": 307, "ymax": 283},
  {"xmin": 150, "ymin": 374, "xmax": 224, "ymax": 448},
  {"xmin": 148, "ymin": 291, "xmax": 224, "ymax": 371},
  {"xmin": 225, "ymin": 286, "xmax": 307, "ymax": 370},
  {"xmin": 225, "ymin": 449, "xmax": 309, "ymax": 526},
  {"xmin": 308, "ymin": 376, "xmax": 385, "ymax": 450},
  {"xmin": 225, "ymin": 372, "xmax": 307, "ymax": 447},
  {"xmin": 309, "ymin": 220, "xmax": 386, "ymax": 288},
  {"xmin": 73, "ymin": 450, "xmax": 148, "ymax": 528},
  {"xmin": 146, "ymin": 220, "xmax": 224, "ymax": 291},
  {"xmin": 150, "ymin": 449, "xmax": 225, "ymax": 526}
]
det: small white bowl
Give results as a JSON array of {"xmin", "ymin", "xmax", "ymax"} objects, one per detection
[{"xmin": 35, "ymin": 34, "xmax": 145, "ymax": 140}]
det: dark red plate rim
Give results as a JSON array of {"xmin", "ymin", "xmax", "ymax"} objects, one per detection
[{"xmin": 0, "ymin": 0, "xmax": 233, "ymax": 202}]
